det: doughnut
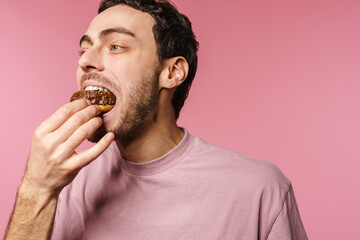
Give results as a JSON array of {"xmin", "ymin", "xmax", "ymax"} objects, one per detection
[{"xmin": 70, "ymin": 90, "xmax": 116, "ymax": 112}]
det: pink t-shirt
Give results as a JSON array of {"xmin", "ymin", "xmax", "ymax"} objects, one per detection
[{"xmin": 52, "ymin": 129, "xmax": 307, "ymax": 240}]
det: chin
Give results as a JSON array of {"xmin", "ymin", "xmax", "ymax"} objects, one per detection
[{"xmin": 87, "ymin": 120, "xmax": 138, "ymax": 143}]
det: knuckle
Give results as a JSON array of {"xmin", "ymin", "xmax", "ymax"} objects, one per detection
[
  {"xmin": 60, "ymin": 104, "xmax": 73, "ymax": 116},
  {"xmin": 36, "ymin": 135, "xmax": 56, "ymax": 153},
  {"xmin": 76, "ymin": 127, "xmax": 89, "ymax": 138},
  {"xmin": 77, "ymin": 155, "xmax": 92, "ymax": 169},
  {"xmin": 92, "ymin": 104, "xmax": 101, "ymax": 112},
  {"xmin": 47, "ymin": 156, "xmax": 58, "ymax": 166},
  {"xmin": 33, "ymin": 130, "xmax": 42, "ymax": 142},
  {"xmin": 68, "ymin": 135, "xmax": 83, "ymax": 146},
  {"xmin": 87, "ymin": 105, "xmax": 100, "ymax": 115},
  {"xmin": 72, "ymin": 114, "xmax": 86, "ymax": 125},
  {"xmin": 49, "ymin": 151, "xmax": 63, "ymax": 164},
  {"xmin": 72, "ymin": 134, "xmax": 84, "ymax": 144},
  {"xmin": 81, "ymin": 98, "xmax": 89, "ymax": 105},
  {"xmin": 92, "ymin": 117, "xmax": 102, "ymax": 126},
  {"xmin": 33, "ymin": 124, "xmax": 48, "ymax": 141},
  {"xmin": 77, "ymin": 158, "xmax": 87, "ymax": 168},
  {"xmin": 41, "ymin": 140, "xmax": 54, "ymax": 154}
]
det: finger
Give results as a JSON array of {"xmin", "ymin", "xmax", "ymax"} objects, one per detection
[
  {"xmin": 58, "ymin": 116, "xmax": 103, "ymax": 156},
  {"xmin": 52, "ymin": 105, "xmax": 101, "ymax": 144},
  {"xmin": 36, "ymin": 99, "xmax": 91, "ymax": 135},
  {"xmin": 68, "ymin": 132, "xmax": 115, "ymax": 170}
]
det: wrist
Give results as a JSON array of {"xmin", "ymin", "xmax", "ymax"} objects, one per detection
[{"xmin": 18, "ymin": 180, "xmax": 58, "ymax": 203}]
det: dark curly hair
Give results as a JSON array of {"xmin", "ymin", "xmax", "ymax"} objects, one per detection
[{"xmin": 98, "ymin": 0, "xmax": 199, "ymax": 120}]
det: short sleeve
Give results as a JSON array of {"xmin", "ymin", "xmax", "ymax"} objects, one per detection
[{"xmin": 266, "ymin": 185, "xmax": 308, "ymax": 240}]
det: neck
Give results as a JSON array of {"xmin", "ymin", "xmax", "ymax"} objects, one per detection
[{"xmin": 115, "ymin": 94, "xmax": 184, "ymax": 163}]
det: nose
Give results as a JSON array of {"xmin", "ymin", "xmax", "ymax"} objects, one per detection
[{"xmin": 78, "ymin": 46, "xmax": 105, "ymax": 72}]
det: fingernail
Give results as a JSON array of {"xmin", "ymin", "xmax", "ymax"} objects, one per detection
[
  {"xmin": 86, "ymin": 99, "xmax": 92, "ymax": 105},
  {"xmin": 107, "ymin": 132, "xmax": 114, "ymax": 141}
]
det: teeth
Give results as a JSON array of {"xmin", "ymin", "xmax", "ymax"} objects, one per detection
[{"xmin": 84, "ymin": 86, "xmax": 110, "ymax": 93}]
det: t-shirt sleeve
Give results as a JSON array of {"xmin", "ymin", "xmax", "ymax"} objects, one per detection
[{"xmin": 266, "ymin": 185, "xmax": 308, "ymax": 240}]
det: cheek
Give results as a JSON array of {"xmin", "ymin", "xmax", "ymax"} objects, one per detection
[
  {"xmin": 107, "ymin": 48, "xmax": 159, "ymax": 80},
  {"xmin": 116, "ymin": 61, "xmax": 138, "ymax": 81},
  {"xmin": 137, "ymin": 48, "xmax": 159, "ymax": 71},
  {"xmin": 105, "ymin": 59, "xmax": 143, "ymax": 96}
]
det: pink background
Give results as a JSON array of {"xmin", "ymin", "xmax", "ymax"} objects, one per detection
[{"xmin": 1, "ymin": 0, "xmax": 359, "ymax": 239}]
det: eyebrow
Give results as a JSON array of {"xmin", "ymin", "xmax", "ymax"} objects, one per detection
[{"xmin": 79, "ymin": 27, "xmax": 136, "ymax": 46}]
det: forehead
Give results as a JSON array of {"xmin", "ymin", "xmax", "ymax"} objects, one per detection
[{"xmin": 87, "ymin": 4, "xmax": 156, "ymax": 40}]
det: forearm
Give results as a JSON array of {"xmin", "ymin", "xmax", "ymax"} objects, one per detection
[{"xmin": 5, "ymin": 183, "xmax": 58, "ymax": 240}]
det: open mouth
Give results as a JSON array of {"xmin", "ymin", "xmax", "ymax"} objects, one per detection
[{"xmin": 70, "ymin": 85, "xmax": 117, "ymax": 115}]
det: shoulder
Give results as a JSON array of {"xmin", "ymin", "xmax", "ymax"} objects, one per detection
[{"xmin": 189, "ymin": 135, "xmax": 291, "ymax": 194}]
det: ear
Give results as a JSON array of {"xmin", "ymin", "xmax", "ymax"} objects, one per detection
[{"xmin": 159, "ymin": 57, "xmax": 189, "ymax": 90}]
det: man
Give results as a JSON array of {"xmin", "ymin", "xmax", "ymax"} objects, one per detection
[{"xmin": 5, "ymin": 0, "xmax": 308, "ymax": 239}]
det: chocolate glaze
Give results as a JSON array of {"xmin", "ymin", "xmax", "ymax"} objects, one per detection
[{"xmin": 70, "ymin": 90, "xmax": 116, "ymax": 105}]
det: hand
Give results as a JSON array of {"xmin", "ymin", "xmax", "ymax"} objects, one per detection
[{"xmin": 21, "ymin": 99, "xmax": 114, "ymax": 198}]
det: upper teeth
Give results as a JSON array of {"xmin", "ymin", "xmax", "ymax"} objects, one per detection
[{"xmin": 84, "ymin": 86, "xmax": 109, "ymax": 92}]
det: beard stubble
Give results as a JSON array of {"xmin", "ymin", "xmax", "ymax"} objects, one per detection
[{"xmin": 87, "ymin": 68, "xmax": 159, "ymax": 143}]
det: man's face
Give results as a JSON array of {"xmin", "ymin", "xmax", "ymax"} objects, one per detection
[{"xmin": 76, "ymin": 5, "xmax": 161, "ymax": 141}]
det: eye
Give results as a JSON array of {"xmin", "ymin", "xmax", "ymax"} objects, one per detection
[
  {"xmin": 78, "ymin": 50, "xmax": 85, "ymax": 56},
  {"xmin": 110, "ymin": 44, "xmax": 127, "ymax": 54},
  {"xmin": 111, "ymin": 45, "xmax": 122, "ymax": 50}
]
